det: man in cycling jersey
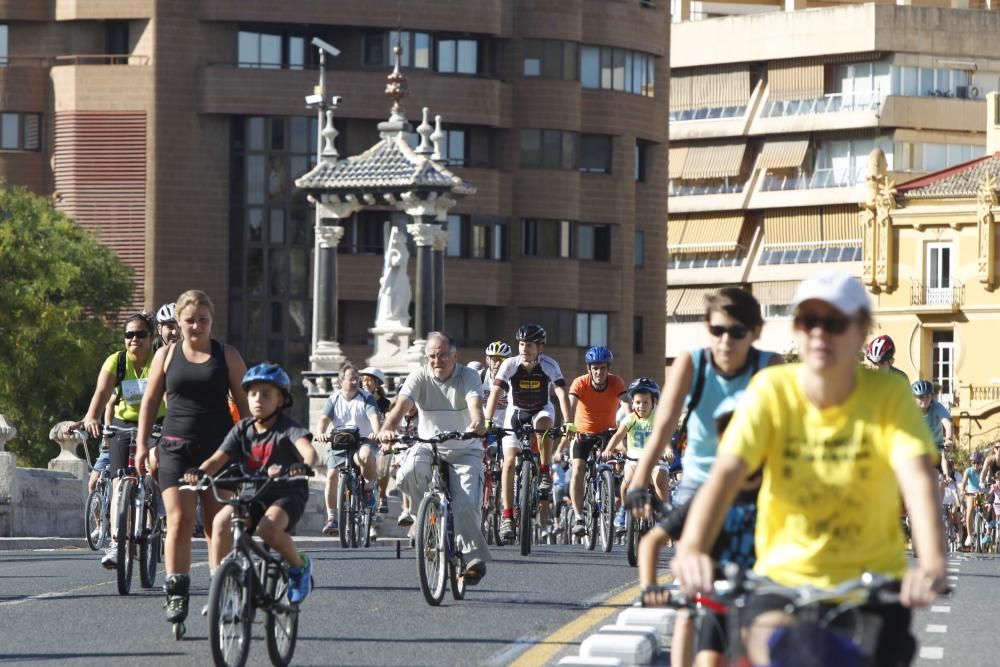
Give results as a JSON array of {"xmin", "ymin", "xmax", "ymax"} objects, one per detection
[
  {"xmin": 866, "ymin": 334, "xmax": 908, "ymax": 383},
  {"xmin": 484, "ymin": 324, "xmax": 572, "ymax": 541},
  {"xmin": 558, "ymin": 346, "xmax": 627, "ymax": 537},
  {"xmin": 379, "ymin": 332, "xmax": 490, "ymax": 584},
  {"xmin": 912, "ymin": 379, "xmax": 954, "ymax": 476}
]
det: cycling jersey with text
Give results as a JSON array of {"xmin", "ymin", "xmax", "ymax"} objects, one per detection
[{"xmin": 494, "ymin": 355, "xmax": 565, "ymax": 413}]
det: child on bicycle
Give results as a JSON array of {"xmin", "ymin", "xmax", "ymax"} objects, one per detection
[
  {"xmin": 184, "ymin": 363, "xmax": 317, "ymax": 604},
  {"xmin": 603, "ymin": 378, "xmax": 669, "ymax": 513}
]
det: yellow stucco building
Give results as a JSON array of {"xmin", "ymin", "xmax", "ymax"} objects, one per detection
[{"xmin": 868, "ymin": 93, "xmax": 1000, "ymax": 450}]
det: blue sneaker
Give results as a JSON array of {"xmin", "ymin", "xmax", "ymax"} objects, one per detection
[
  {"xmin": 614, "ymin": 507, "xmax": 626, "ymax": 530},
  {"xmin": 288, "ymin": 554, "xmax": 313, "ymax": 604}
]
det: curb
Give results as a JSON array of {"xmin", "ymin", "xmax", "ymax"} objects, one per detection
[{"xmin": 0, "ymin": 538, "xmax": 91, "ymax": 551}]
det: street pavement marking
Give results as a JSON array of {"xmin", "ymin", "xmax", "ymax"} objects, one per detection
[
  {"xmin": 919, "ymin": 646, "xmax": 944, "ymax": 660},
  {"xmin": 925, "ymin": 624, "xmax": 947, "ymax": 633},
  {"xmin": 946, "ymin": 567, "xmax": 960, "ymax": 573},
  {"xmin": 930, "ymin": 605, "xmax": 951, "ymax": 613},
  {"xmin": 495, "ymin": 572, "xmax": 673, "ymax": 667},
  {"xmin": 0, "ymin": 559, "xmax": 208, "ymax": 608}
]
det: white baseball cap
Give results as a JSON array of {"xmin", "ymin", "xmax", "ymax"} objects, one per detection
[
  {"xmin": 791, "ymin": 270, "xmax": 870, "ymax": 317},
  {"xmin": 359, "ymin": 367, "xmax": 386, "ymax": 385}
]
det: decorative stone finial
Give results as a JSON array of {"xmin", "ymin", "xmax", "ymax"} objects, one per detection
[
  {"xmin": 416, "ymin": 107, "xmax": 434, "ymax": 155},
  {"xmin": 0, "ymin": 414, "xmax": 16, "ymax": 452},
  {"xmin": 384, "ymin": 45, "xmax": 409, "ymax": 113},
  {"xmin": 321, "ymin": 109, "xmax": 339, "ymax": 162},
  {"xmin": 431, "ymin": 115, "xmax": 445, "ymax": 162}
]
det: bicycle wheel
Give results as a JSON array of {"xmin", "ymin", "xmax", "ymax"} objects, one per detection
[
  {"xmin": 415, "ymin": 494, "xmax": 446, "ymax": 606},
  {"xmin": 449, "ymin": 556, "xmax": 466, "ymax": 601},
  {"xmin": 139, "ymin": 500, "xmax": 159, "ymax": 589},
  {"xmin": 481, "ymin": 472, "xmax": 495, "ymax": 546},
  {"xmin": 265, "ymin": 565, "xmax": 298, "ymax": 667},
  {"xmin": 348, "ymin": 480, "xmax": 361, "ymax": 549},
  {"xmin": 975, "ymin": 511, "xmax": 985, "ymax": 554},
  {"xmin": 599, "ymin": 469, "xmax": 615, "ymax": 553},
  {"xmin": 518, "ymin": 460, "xmax": 533, "ymax": 557},
  {"xmin": 337, "ymin": 475, "xmax": 349, "ymax": 549},
  {"xmin": 361, "ymin": 505, "xmax": 372, "ymax": 548},
  {"xmin": 116, "ymin": 479, "xmax": 136, "ymax": 595},
  {"xmin": 209, "ymin": 557, "xmax": 253, "ymax": 667},
  {"xmin": 584, "ymin": 477, "xmax": 598, "ymax": 551},
  {"xmin": 490, "ymin": 473, "xmax": 503, "ymax": 546},
  {"xmin": 626, "ymin": 513, "xmax": 639, "ymax": 567},
  {"xmin": 85, "ymin": 487, "xmax": 104, "ymax": 551}
]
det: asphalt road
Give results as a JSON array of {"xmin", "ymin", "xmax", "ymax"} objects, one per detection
[
  {"xmin": 0, "ymin": 541, "xmax": 995, "ymax": 666},
  {"xmin": 0, "ymin": 537, "xmax": 658, "ymax": 667}
]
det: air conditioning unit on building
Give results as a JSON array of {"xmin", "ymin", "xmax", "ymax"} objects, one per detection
[
  {"xmin": 640, "ymin": 0, "xmax": 657, "ymax": 7},
  {"xmin": 956, "ymin": 85, "xmax": 970, "ymax": 99}
]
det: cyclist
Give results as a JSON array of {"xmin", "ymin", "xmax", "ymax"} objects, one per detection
[
  {"xmin": 155, "ymin": 302, "xmax": 180, "ymax": 350},
  {"xmin": 961, "ymin": 449, "xmax": 985, "ymax": 548},
  {"xmin": 979, "ymin": 441, "xmax": 1000, "ymax": 486},
  {"xmin": 559, "ymin": 346, "xmax": 627, "ymax": 537},
  {"xmin": 316, "ymin": 365, "xmax": 382, "ymax": 537},
  {"xmin": 669, "ymin": 270, "xmax": 947, "ymax": 666},
  {"xmin": 866, "ymin": 334, "xmax": 908, "ymax": 383},
  {"xmin": 481, "ymin": 340, "xmax": 512, "ymax": 425},
  {"xmin": 912, "ymin": 379, "xmax": 954, "ymax": 476},
  {"xmin": 72, "ymin": 312, "xmax": 166, "ymax": 569},
  {"xmin": 379, "ymin": 332, "xmax": 490, "ymax": 584},
  {"xmin": 603, "ymin": 378, "xmax": 666, "ymax": 529},
  {"xmin": 135, "ymin": 290, "xmax": 250, "ymax": 629},
  {"xmin": 360, "ymin": 367, "xmax": 393, "ymax": 515},
  {"xmin": 484, "ymin": 324, "xmax": 571, "ymax": 542},
  {"xmin": 184, "ymin": 363, "xmax": 316, "ymax": 604}
]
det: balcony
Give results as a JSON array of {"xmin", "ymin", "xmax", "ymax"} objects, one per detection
[
  {"xmin": 49, "ymin": 57, "xmax": 154, "ymax": 111},
  {"xmin": 760, "ymin": 91, "xmax": 882, "ymax": 119},
  {"xmin": 909, "ymin": 279, "xmax": 964, "ymax": 312},
  {"xmin": 880, "ymin": 95, "xmax": 984, "ymax": 134},
  {"xmin": 0, "ymin": 1, "xmax": 46, "ymax": 20},
  {"xmin": 760, "ymin": 167, "xmax": 863, "ymax": 192},
  {"xmin": 54, "ymin": 0, "xmax": 154, "ymax": 19}
]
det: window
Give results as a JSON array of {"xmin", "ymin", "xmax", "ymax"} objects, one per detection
[
  {"xmin": 383, "ymin": 30, "xmax": 431, "ymax": 69},
  {"xmin": 519, "ymin": 307, "xmax": 576, "ymax": 347},
  {"xmin": 635, "ymin": 140, "xmax": 650, "ymax": 182},
  {"xmin": 581, "ymin": 45, "xmax": 655, "ymax": 97},
  {"xmin": 0, "ymin": 25, "xmax": 7, "ymax": 66},
  {"xmin": 446, "ymin": 214, "xmax": 463, "ymax": 257},
  {"xmin": 576, "ymin": 312, "xmax": 609, "ymax": 347},
  {"xmin": 339, "ymin": 211, "xmax": 390, "ymax": 255},
  {"xmin": 520, "ymin": 129, "xmax": 577, "ymax": 170},
  {"xmin": 931, "ymin": 330, "xmax": 955, "ymax": 407},
  {"xmin": 576, "ymin": 223, "xmax": 611, "ymax": 261},
  {"xmin": 104, "ymin": 21, "xmax": 129, "ymax": 64},
  {"xmin": 239, "ymin": 31, "xmax": 282, "ymax": 69},
  {"xmin": 522, "ymin": 40, "xmax": 578, "ymax": 80},
  {"xmin": 437, "ymin": 38, "xmax": 478, "ymax": 74},
  {"xmin": 633, "ymin": 316, "xmax": 644, "ymax": 354},
  {"xmin": 892, "ymin": 66, "xmax": 973, "ymax": 98},
  {"xmin": 444, "ymin": 214, "xmax": 507, "ymax": 260},
  {"xmin": 893, "ymin": 141, "xmax": 985, "ymax": 172},
  {"xmin": 926, "ymin": 243, "xmax": 953, "ymax": 305},
  {"xmin": 445, "ymin": 305, "xmax": 505, "ymax": 347},
  {"xmin": 0, "ymin": 113, "xmax": 40, "ymax": 151},
  {"xmin": 635, "ymin": 230, "xmax": 645, "ymax": 268},
  {"xmin": 522, "ymin": 219, "xmax": 609, "ymax": 260},
  {"xmin": 579, "ymin": 134, "xmax": 612, "ymax": 174},
  {"xmin": 442, "ymin": 128, "xmax": 466, "ymax": 166}
]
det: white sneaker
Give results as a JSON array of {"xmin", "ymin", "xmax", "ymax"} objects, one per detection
[
  {"xmin": 397, "ymin": 511, "xmax": 414, "ymax": 527},
  {"xmin": 964, "ymin": 536, "xmax": 973, "ymax": 547},
  {"xmin": 101, "ymin": 543, "xmax": 118, "ymax": 570}
]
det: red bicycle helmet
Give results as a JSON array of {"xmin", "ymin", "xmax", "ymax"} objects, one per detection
[{"xmin": 865, "ymin": 335, "xmax": 896, "ymax": 364}]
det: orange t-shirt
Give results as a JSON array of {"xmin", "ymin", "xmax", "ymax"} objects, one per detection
[{"xmin": 570, "ymin": 374, "xmax": 627, "ymax": 434}]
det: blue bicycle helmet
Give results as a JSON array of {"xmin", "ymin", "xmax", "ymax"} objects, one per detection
[
  {"xmin": 585, "ymin": 346, "xmax": 614, "ymax": 365},
  {"xmin": 912, "ymin": 379, "xmax": 934, "ymax": 397},
  {"xmin": 242, "ymin": 363, "xmax": 292, "ymax": 400},
  {"xmin": 627, "ymin": 377, "xmax": 660, "ymax": 400}
]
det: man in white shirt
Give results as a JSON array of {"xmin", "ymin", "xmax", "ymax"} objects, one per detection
[
  {"xmin": 317, "ymin": 365, "xmax": 382, "ymax": 537},
  {"xmin": 379, "ymin": 332, "xmax": 490, "ymax": 584}
]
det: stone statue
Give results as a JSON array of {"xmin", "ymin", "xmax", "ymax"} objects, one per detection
[{"xmin": 375, "ymin": 225, "xmax": 411, "ymax": 329}]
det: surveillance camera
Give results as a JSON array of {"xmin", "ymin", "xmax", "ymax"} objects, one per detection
[
  {"xmin": 305, "ymin": 93, "xmax": 324, "ymax": 106},
  {"xmin": 330, "ymin": 95, "xmax": 343, "ymax": 107},
  {"xmin": 311, "ymin": 37, "xmax": 341, "ymax": 57}
]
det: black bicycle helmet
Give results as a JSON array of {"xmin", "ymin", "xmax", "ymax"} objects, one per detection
[
  {"xmin": 515, "ymin": 323, "xmax": 546, "ymax": 345},
  {"xmin": 627, "ymin": 377, "xmax": 660, "ymax": 400}
]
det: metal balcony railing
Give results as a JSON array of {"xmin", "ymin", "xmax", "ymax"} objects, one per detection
[
  {"xmin": 909, "ymin": 279, "xmax": 964, "ymax": 307},
  {"xmin": 52, "ymin": 54, "xmax": 151, "ymax": 66}
]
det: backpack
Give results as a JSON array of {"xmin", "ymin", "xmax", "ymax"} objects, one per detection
[
  {"xmin": 113, "ymin": 350, "xmax": 128, "ymax": 406},
  {"xmin": 676, "ymin": 347, "xmax": 762, "ymax": 444}
]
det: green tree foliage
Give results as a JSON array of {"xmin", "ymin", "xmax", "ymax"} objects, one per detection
[{"xmin": 0, "ymin": 185, "xmax": 133, "ymax": 466}]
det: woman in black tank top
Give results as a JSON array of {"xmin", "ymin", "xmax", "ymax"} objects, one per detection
[{"xmin": 136, "ymin": 290, "xmax": 248, "ymax": 626}]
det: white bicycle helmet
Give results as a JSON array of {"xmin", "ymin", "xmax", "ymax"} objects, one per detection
[
  {"xmin": 359, "ymin": 367, "xmax": 386, "ymax": 386},
  {"xmin": 484, "ymin": 340, "xmax": 512, "ymax": 357},
  {"xmin": 156, "ymin": 302, "xmax": 177, "ymax": 324}
]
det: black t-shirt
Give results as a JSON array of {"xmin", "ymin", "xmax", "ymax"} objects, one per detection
[{"xmin": 219, "ymin": 414, "xmax": 312, "ymax": 501}]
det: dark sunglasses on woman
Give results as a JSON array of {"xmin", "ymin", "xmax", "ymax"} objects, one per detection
[
  {"xmin": 708, "ymin": 324, "xmax": 750, "ymax": 340},
  {"xmin": 125, "ymin": 330, "xmax": 151, "ymax": 340},
  {"xmin": 793, "ymin": 313, "xmax": 852, "ymax": 335}
]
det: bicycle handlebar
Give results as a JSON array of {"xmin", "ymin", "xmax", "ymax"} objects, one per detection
[
  {"xmin": 180, "ymin": 467, "xmax": 315, "ymax": 504},
  {"xmin": 387, "ymin": 431, "xmax": 478, "ymax": 453}
]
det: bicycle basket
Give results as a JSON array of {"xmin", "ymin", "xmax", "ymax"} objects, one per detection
[{"xmin": 329, "ymin": 427, "xmax": 361, "ymax": 451}]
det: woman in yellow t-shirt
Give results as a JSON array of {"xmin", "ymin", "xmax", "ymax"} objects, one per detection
[{"xmin": 670, "ymin": 270, "xmax": 946, "ymax": 667}]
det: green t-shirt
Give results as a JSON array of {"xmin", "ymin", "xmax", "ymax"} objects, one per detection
[
  {"xmin": 624, "ymin": 410, "xmax": 656, "ymax": 459},
  {"xmin": 101, "ymin": 351, "xmax": 166, "ymax": 423}
]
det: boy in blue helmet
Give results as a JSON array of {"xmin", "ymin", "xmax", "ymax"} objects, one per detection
[{"xmin": 185, "ymin": 363, "xmax": 317, "ymax": 604}]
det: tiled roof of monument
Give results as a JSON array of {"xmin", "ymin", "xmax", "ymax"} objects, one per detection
[
  {"xmin": 897, "ymin": 153, "xmax": 1000, "ymax": 199},
  {"xmin": 294, "ymin": 133, "xmax": 475, "ymax": 195}
]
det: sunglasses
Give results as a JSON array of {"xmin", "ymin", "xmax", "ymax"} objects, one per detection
[
  {"xmin": 708, "ymin": 324, "xmax": 750, "ymax": 340},
  {"xmin": 124, "ymin": 330, "xmax": 151, "ymax": 340},
  {"xmin": 793, "ymin": 314, "xmax": 852, "ymax": 335}
]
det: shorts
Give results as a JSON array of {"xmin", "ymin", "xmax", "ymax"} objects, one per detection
[
  {"xmin": 502, "ymin": 405, "xmax": 554, "ymax": 452},
  {"xmin": 93, "ymin": 451, "xmax": 111, "ymax": 474},
  {"xmin": 107, "ymin": 419, "xmax": 160, "ymax": 477},
  {"xmin": 741, "ymin": 590, "xmax": 915, "ymax": 666},
  {"xmin": 250, "ymin": 491, "xmax": 307, "ymax": 533},
  {"xmin": 326, "ymin": 443, "xmax": 378, "ymax": 471},
  {"xmin": 156, "ymin": 434, "xmax": 219, "ymax": 490},
  {"xmin": 571, "ymin": 433, "xmax": 610, "ymax": 460},
  {"xmin": 696, "ymin": 610, "xmax": 728, "ymax": 654}
]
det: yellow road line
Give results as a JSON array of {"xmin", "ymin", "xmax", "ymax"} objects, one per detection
[{"xmin": 510, "ymin": 572, "xmax": 673, "ymax": 667}]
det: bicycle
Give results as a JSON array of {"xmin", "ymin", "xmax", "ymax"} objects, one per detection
[
  {"xmin": 481, "ymin": 439, "xmax": 503, "ymax": 546},
  {"xmin": 495, "ymin": 423, "xmax": 563, "ymax": 556},
  {"xmin": 319, "ymin": 427, "xmax": 377, "ymax": 549},
  {"xmin": 625, "ymin": 482, "xmax": 656, "ymax": 568},
  {"xmin": 574, "ymin": 431, "xmax": 618, "ymax": 552},
  {"xmin": 651, "ymin": 565, "xmax": 929, "ymax": 667},
  {"xmin": 391, "ymin": 430, "xmax": 478, "ymax": 606},
  {"xmin": 77, "ymin": 431, "xmax": 112, "ymax": 551},
  {"xmin": 105, "ymin": 423, "xmax": 164, "ymax": 595},
  {"xmin": 181, "ymin": 470, "xmax": 310, "ymax": 664}
]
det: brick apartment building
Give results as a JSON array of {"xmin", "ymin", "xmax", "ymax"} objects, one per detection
[{"xmin": 0, "ymin": 1, "xmax": 669, "ymax": 413}]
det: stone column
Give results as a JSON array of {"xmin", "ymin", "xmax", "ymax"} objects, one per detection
[
  {"xmin": 432, "ymin": 228, "xmax": 448, "ymax": 332},
  {"xmin": 0, "ymin": 415, "xmax": 16, "ymax": 537},
  {"xmin": 406, "ymin": 219, "xmax": 440, "ymax": 341},
  {"xmin": 310, "ymin": 223, "xmax": 346, "ymax": 370}
]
